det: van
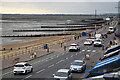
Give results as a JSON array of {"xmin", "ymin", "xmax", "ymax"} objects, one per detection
[
  {"xmin": 107, "ymin": 27, "xmax": 114, "ymax": 34},
  {"xmin": 95, "ymin": 34, "xmax": 102, "ymax": 39}
]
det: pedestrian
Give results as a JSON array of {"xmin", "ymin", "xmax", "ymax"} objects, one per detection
[
  {"xmin": 64, "ymin": 46, "xmax": 66, "ymax": 51},
  {"xmin": 77, "ymin": 36, "xmax": 79, "ymax": 39},
  {"xmin": 32, "ymin": 52, "xmax": 34, "ymax": 58},
  {"xmin": 34, "ymin": 52, "xmax": 37, "ymax": 58},
  {"xmin": 102, "ymin": 44, "xmax": 104, "ymax": 50},
  {"xmin": 110, "ymin": 40, "xmax": 112, "ymax": 45},
  {"xmin": 61, "ymin": 42, "xmax": 63, "ymax": 47},
  {"xmin": 74, "ymin": 36, "xmax": 76, "ymax": 40},
  {"xmin": 47, "ymin": 47, "xmax": 49, "ymax": 52},
  {"xmin": 89, "ymin": 33, "xmax": 91, "ymax": 37},
  {"xmin": 85, "ymin": 54, "xmax": 90, "ymax": 60}
]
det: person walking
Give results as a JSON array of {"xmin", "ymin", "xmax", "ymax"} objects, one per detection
[
  {"xmin": 61, "ymin": 42, "xmax": 63, "ymax": 47},
  {"xmin": 64, "ymin": 46, "xmax": 66, "ymax": 51},
  {"xmin": 47, "ymin": 47, "xmax": 49, "ymax": 52},
  {"xmin": 34, "ymin": 52, "xmax": 37, "ymax": 58}
]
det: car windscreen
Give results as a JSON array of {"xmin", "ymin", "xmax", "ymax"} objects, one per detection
[
  {"xmin": 95, "ymin": 40, "xmax": 101, "ymax": 42},
  {"xmin": 72, "ymin": 62, "xmax": 83, "ymax": 66},
  {"xmin": 55, "ymin": 72, "xmax": 68, "ymax": 77},
  {"xmin": 85, "ymin": 40, "xmax": 91, "ymax": 42},
  {"xmin": 14, "ymin": 65, "xmax": 24, "ymax": 67},
  {"xmin": 109, "ymin": 28, "xmax": 113, "ymax": 30},
  {"xmin": 70, "ymin": 44, "xmax": 77, "ymax": 46}
]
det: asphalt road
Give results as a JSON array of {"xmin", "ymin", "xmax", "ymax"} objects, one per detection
[{"xmin": 2, "ymin": 21, "xmax": 117, "ymax": 80}]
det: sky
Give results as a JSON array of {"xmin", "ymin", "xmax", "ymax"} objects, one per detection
[{"xmin": 0, "ymin": 0, "xmax": 120, "ymax": 14}]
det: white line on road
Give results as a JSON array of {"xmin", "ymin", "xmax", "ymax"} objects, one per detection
[
  {"xmin": 36, "ymin": 69, "xmax": 45, "ymax": 73},
  {"xmin": 92, "ymin": 50, "xmax": 96, "ymax": 52},
  {"xmin": 48, "ymin": 64, "xmax": 54, "ymax": 68},
  {"xmin": 56, "ymin": 60, "xmax": 64, "ymax": 64},
  {"xmin": 0, "ymin": 71, "xmax": 13, "ymax": 77},
  {"xmin": 71, "ymin": 55, "xmax": 73, "ymax": 57},
  {"xmin": 32, "ymin": 60, "xmax": 41, "ymax": 65},
  {"xmin": 82, "ymin": 50, "xmax": 85, "ymax": 51},
  {"xmin": 25, "ymin": 75, "xmax": 32, "ymax": 79},
  {"xmin": 87, "ymin": 50, "xmax": 91, "ymax": 52},
  {"xmin": 66, "ymin": 58, "xmax": 68, "ymax": 60}
]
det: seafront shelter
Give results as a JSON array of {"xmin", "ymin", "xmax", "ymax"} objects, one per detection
[{"xmin": 85, "ymin": 54, "xmax": 120, "ymax": 78}]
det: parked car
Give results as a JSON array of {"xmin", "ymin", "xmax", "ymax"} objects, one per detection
[
  {"xmin": 69, "ymin": 43, "xmax": 80, "ymax": 52},
  {"xmin": 70, "ymin": 60, "xmax": 86, "ymax": 73},
  {"xmin": 53, "ymin": 69, "xmax": 72, "ymax": 80},
  {"xmin": 93, "ymin": 39, "xmax": 103, "ymax": 47},
  {"xmin": 84, "ymin": 40, "xmax": 93, "ymax": 45},
  {"xmin": 13, "ymin": 62, "xmax": 33, "ymax": 75}
]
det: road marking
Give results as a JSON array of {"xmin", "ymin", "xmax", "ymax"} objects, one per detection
[
  {"xmin": 36, "ymin": 69, "xmax": 45, "ymax": 73},
  {"xmin": 25, "ymin": 75, "xmax": 32, "ymax": 79},
  {"xmin": 32, "ymin": 60, "xmax": 41, "ymax": 65},
  {"xmin": 50, "ymin": 57, "xmax": 54, "ymax": 59},
  {"xmin": 87, "ymin": 50, "xmax": 91, "ymax": 52},
  {"xmin": 0, "ymin": 71, "xmax": 13, "ymax": 77},
  {"xmin": 92, "ymin": 50, "xmax": 96, "ymax": 52},
  {"xmin": 71, "ymin": 55, "xmax": 73, "ymax": 57},
  {"xmin": 48, "ymin": 64, "xmax": 54, "ymax": 68},
  {"xmin": 82, "ymin": 50, "xmax": 85, "ymax": 51},
  {"xmin": 66, "ymin": 58, "xmax": 68, "ymax": 60},
  {"xmin": 56, "ymin": 60, "xmax": 64, "ymax": 64}
]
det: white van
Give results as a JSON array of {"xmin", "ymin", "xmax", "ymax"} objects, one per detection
[
  {"xmin": 95, "ymin": 34, "xmax": 102, "ymax": 39},
  {"xmin": 107, "ymin": 27, "xmax": 114, "ymax": 34}
]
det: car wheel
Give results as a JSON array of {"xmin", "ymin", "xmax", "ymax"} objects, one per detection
[
  {"xmin": 30, "ymin": 68, "xmax": 33, "ymax": 73},
  {"xmin": 25, "ymin": 70, "xmax": 27, "ymax": 74},
  {"xmin": 14, "ymin": 73, "xmax": 16, "ymax": 75}
]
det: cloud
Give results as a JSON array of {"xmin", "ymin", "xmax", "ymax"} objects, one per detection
[{"xmin": 0, "ymin": 2, "xmax": 118, "ymax": 14}]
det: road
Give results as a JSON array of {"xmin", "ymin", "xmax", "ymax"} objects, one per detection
[{"xmin": 2, "ymin": 21, "xmax": 117, "ymax": 80}]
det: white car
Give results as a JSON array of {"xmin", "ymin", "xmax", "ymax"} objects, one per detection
[
  {"xmin": 13, "ymin": 62, "xmax": 33, "ymax": 75},
  {"xmin": 84, "ymin": 40, "xmax": 93, "ymax": 45},
  {"xmin": 93, "ymin": 39, "xmax": 103, "ymax": 47},
  {"xmin": 53, "ymin": 69, "xmax": 72, "ymax": 80},
  {"xmin": 107, "ymin": 27, "xmax": 114, "ymax": 34},
  {"xmin": 70, "ymin": 60, "xmax": 86, "ymax": 72},
  {"xmin": 86, "ymin": 37, "xmax": 96, "ymax": 43},
  {"xmin": 69, "ymin": 43, "xmax": 80, "ymax": 51}
]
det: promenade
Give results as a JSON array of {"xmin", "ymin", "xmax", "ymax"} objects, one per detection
[{"xmin": 1, "ymin": 25, "xmax": 105, "ymax": 70}]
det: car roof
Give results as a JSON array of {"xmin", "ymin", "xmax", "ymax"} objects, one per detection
[
  {"xmin": 106, "ymin": 44, "xmax": 120, "ymax": 51},
  {"xmin": 70, "ymin": 43, "xmax": 77, "ymax": 45},
  {"xmin": 73, "ymin": 60, "xmax": 83, "ymax": 62},
  {"xmin": 109, "ymin": 27, "xmax": 113, "ymax": 28},
  {"xmin": 15, "ymin": 62, "xmax": 28, "ymax": 65},
  {"xmin": 57, "ymin": 69, "xmax": 69, "ymax": 73}
]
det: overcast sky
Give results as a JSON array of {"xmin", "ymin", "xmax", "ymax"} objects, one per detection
[
  {"xmin": 1, "ymin": 0, "xmax": 120, "ymax": 2},
  {"xmin": 0, "ymin": 0, "xmax": 119, "ymax": 14}
]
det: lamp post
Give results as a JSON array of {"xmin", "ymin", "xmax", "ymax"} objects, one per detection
[{"xmin": 95, "ymin": 9, "xmax": 97, "ymax": 18}]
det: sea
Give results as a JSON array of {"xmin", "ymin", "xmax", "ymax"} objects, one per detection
[{"xmin": 0, "ymin": 14, "xmax": 94, "ymax": 45}]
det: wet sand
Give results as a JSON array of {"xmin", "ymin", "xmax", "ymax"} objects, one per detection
[{"xmin": 0, "ymin": 30, "xmax": 90, "ymax": 54}]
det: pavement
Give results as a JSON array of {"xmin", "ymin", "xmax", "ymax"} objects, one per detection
[{"xmin": 1, "ymin": 20, "xmax": 118, "ymax": 80}]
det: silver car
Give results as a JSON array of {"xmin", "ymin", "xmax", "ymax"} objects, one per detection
[
  {"xmin": 53, "ymin": 69, "xmax": 72, "ymax": 80},
  {"xmin": 70, "ymin": 60, "xmax": 86, "ymax": 73}
]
